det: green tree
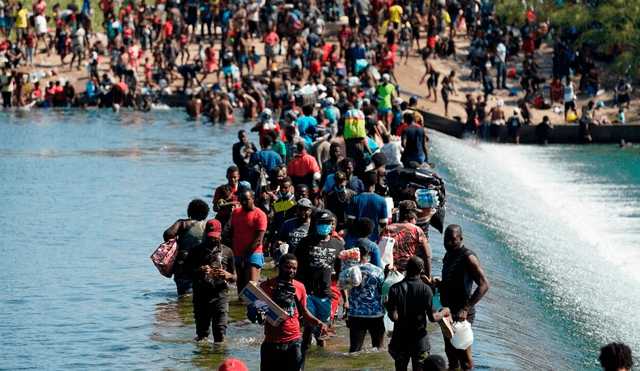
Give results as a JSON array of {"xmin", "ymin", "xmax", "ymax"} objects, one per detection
[{"xmin": 551, "ymin": 0, "xmax": 640, "ymax": 78}]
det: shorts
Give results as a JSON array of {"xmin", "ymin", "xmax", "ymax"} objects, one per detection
[
  {"xmin": 194, "ymin": 297, "xmax": 229, "ymax": 337},
  {"xmin": 261, "ymin": 337, "xmax": 305, "ymax": 371},
  {"xmin": 377, "ymin": 107, "xmax": 392, "ymax": 116},
  {"xmin": 401, "ymin": 40, "xmax": 411, "ymax": 52},
  {"xmin": 73, "ymin": 44, "xmax": 84, "ymax": 56},
  {"xmin": 222, "ymin": 65, "xmax": 234, "ymax": 76},
  {"xmin": 305, "ymin": 295, "xmax": 332, "ymax": 324},
  {"xmin": 235, "ymin": 252, "xmax": 264, "ymax": 268},
  {"xmin": 0, "ymin": 17, "xmax": 5, "ymax": 29},
  {"xmin": 16, "ymin": 27, "xmax": 26, "ymax": 39},
  {"xmin": 564, "ymin": 100, "xmax": 576, "ymax": 112},
  {"xmin": 346, "ymin": 316, "xmax": 386, "ymax": 335},
  {"xmin": 389, "ymin": 347, "xmax": 430, "ymax": 363},
  {"xmin": 291, "ymin": 58, "xmax": 302, "ymax": 70}
]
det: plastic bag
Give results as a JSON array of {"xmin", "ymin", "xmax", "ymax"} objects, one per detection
[
  {"xmin": 382, "ymin": 270, "xmax": 404, "ymax": 334},
  {"xmin": 338, "ymin": 265, "xmax": 362, "ymax": 290},
  {"xmin": 450, "ymin": 320, "xmax": 474, "ymax": 350},
  {"xmin": 416, "ymin": 189, "xmax": 439, "ymax": 209},
  {"xmin": 379, "ymin": 237, "xmax": 395, "ymax": 269}
]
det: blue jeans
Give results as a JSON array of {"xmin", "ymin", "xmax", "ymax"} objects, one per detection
[{"xmin": 496, "ymin": 62, "xmax": 507, "ymax": 89}]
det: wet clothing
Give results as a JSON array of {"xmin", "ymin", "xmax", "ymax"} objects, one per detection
[
  {"xmin": 230, "ymin": 207, "xmax": 268, "ymax": 257},
  {"xmin": 183, "ymin": 243, "xmax": 235, "ymax": 337},
  {"xmin": 439, "ymin": 246, "xmax": 477, "ymax": 321},
  {"xmin": 173, "ymin": 220, "xmax": 206, "ymax": 295},
  {"xmin": 386, "ymin": 277, "xmax": 438, "ymax": 357}
]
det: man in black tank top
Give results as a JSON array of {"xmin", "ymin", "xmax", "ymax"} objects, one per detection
[{"xmin": 435, "ymin": 224, "xmax": 489, "ymax": 371}]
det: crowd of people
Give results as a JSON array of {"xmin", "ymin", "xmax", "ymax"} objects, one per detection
[
  {"xmin": 164, "ymin": 83, "xmax": 495, "ymax": 370},
  {"xmin": 0, "ymin": 0, "xmax": 633, "ymax": 144}
]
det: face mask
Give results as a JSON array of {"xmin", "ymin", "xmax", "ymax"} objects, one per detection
[
  {"xmin": 335, "ymin": 186, "xmax": 346, "ymax": 193},
  {"xmin": 316, "ymin": 224, "xmax": 332, "ymax": 236}
]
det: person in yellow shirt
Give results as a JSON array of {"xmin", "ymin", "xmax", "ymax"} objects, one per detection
[
  {"xmin": 388, "ymin": 3, "xmax": 403, "ymax": 30},
  {"xmin": 15, "ymin": 3, "xmax": 28, "ymax": 44}
]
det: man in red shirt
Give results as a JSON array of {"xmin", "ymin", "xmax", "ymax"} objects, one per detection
[
  {"xmin": 260, "ymin": 253, "xmax": 327, "ymax": 371},
  {"xmin": 287, "ymin": 141, "xmax": 321, "ymax": 199},
  {"xmin": 228, "ymin": 188, "xmax": 267, "ymax": 295}
]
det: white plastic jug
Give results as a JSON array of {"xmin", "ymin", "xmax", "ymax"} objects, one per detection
[{"xmin": 450, "ymin": 320, "xmax": 474, "ymax": 350}]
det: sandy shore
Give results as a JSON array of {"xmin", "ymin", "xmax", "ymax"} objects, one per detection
[{"xmin": 19, "ymin": 29, "xmax": 637, "ymax": 127}]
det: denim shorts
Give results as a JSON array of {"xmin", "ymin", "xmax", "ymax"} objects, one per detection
[
  {"xmin": 235, "ymin": 253, "xmax": 264, "ymax": 269},
  {"xmin": 306, "ymin": 295, "xmax": 332, "ymax": 324},
  {"xmin": 377, "ymin": 107, "xmax": 392, "ymax": 116}
]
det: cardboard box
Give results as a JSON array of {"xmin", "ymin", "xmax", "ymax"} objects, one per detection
[{"xmin": 239, "ymin": 281, "xmax": 289, "ymax": 326}]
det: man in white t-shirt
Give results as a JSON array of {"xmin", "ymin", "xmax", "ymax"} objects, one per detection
[
  {"xmin": 495, "ymin": 40, "xmax": 507, "ymax": 90},
  {"xmin": 563, "ymin": 76, "xmax": 577, "ymax": 122}
]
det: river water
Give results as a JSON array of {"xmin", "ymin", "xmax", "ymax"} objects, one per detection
[{"xmin": 1, "ymin": 109, "xmax": 638, "ymax": 370}]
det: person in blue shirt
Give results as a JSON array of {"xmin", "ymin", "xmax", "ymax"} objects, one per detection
[
  {"xmin": 295, "ymin": 105, "xmax": 318, "ymax": 149},
  {"xmin": 354, "ymin": 218, "xmax": 382, "ymax": 268},
  {"xmin": 345, "ymin": 171, "xmax": 388, "ymax": 248},
  {"xmin": 323, "ymin": 158, "xmax": 364, "ymax": 195},
  {"xmin": 346, "ymin": 239, "xmax": 386, "ymax": 352},
  {"xmin": 251, "ymin": 135, "xmax": 283, "ymax": 174}
]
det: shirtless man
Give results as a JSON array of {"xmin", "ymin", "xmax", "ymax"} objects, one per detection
[
  {"xmin": 489, "ymin": 99, "xmax": 506, "ymax": 142},
  {"xmin": 218, "ymin": 93, "xmax": 235, "ymax": 123},
  {"xmin": 421, "ymin": 52, "xmax": 438, "ymax": 102},
  {"xmin": 186, "ymin": 93, "xmax": 203, "ymax": 118}
]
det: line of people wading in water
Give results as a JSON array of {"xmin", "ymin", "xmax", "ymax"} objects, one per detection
[{"xmin": 164, "ymin": 92, "xmax": 493, "ymax": 370}]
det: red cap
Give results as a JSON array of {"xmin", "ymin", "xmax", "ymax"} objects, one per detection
[
  {"xmin": 218, "ymin": 359, "xmax": 247, "ymax": 371},
  {"xmin": 205, "ymin": 219, "xmax": 222, "ymax": 238}
]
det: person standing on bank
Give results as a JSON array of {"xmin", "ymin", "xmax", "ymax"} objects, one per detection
[
  {"xmin": 260, "ymin": 253, "xmax": 328, "ymax": 371},
  {"xmin": 227, "ymin": 188, "xmax": 267, "ymax": 296},
  {"xmin": 164, "ymin": 199, "xmax": 210, "ymax": 297},
  {"xmin": 183, "ymin": 219, "xmax": 236, "ymax": 342},
  {"xmin": 386, "ymin": 256, "xmax": 451, "ymax": 371},
  {"xmin": 435, "ymin": 225, "xmax": 490, "ymax": 371}
]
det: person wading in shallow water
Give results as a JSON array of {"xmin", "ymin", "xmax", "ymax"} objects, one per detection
[
  {"xmin": 435, "ymin": 224, "xmax": 490, "ymax": 371},
  {"xmin": 259, "ymin": 253, "xmax": 327, "ymax": 371},
  {"xmin": 164, "ymin": 199, "xmax": 210, "ymax": 297},
  {"xmin": 386, "ymin": 256, "xmax": 452, "ymax": 371},
  {"xmin": 226, "ymin": 188, "xmax": 267, "ymax": 297}
]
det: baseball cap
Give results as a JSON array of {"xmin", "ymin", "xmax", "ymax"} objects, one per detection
[
  {"xmin": 399, "ymin": 200, "xmax": 420, "ymax": 213},
  {"xmin": 409, "ymin": 95, "xmax": 419, "ymax": 105},
  {"xmin": 205, "ymin": 219, "xmax": 222, "ymax": 238},
  {"xmin": 355, "ymin": 238, "xmax": 372, "ymax": 253},
  {"xmin": 218, "ymin": 358, "xmax": 248, "ymax": 371},
  {"xmin": 235, "ymin": 181, "xmax": 252, "ymax": 196},
  {"xmin": 297, "ymin": 198, "xmax": 314, "ymax": 209},
  {"xmin": 313, "ymin": 209, "xmax": 334, "ymax": 224},
  {"xmin": 334, "ymin": 171, "xmax": 347, "ymax": 181},
  {"xmin": 382, "ymin": 73, "xmax": 390, "ymax": 82}
]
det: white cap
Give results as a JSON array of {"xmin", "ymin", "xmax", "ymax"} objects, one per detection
[
  {"xmin": 513, "ymin": 107, "xmax": 520, "ymax": 114},
  {"xmin": 497, "ymin": 99, "xmax": 504, "ymax": 107},
  {"xmin": 382, "ymin": 73, "xmax": 390, "ymax": 82}
]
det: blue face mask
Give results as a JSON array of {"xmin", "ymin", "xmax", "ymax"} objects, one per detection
[
  {"xmin": 316, "ymin": 224, "xmax": 332, "ymax": 236},
  {"xmin": 335, "ymin": 186, "xmax": 346, "ymax": 193},
  {"xmin": 281, "ymin": 191, "xmax": 291, "ymax": 198}
]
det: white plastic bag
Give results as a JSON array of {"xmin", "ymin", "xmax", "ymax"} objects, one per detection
[
  {"xmin": 338, "ymin": 265, "xmax": 362, "ymax": 290},
  {"xmin": 450, "ymin": 320, "xmax": 474, "ymax": 350},
  {"xmin": 379, "ymin": 237, "xmax": 395, "ymax": 269}
]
